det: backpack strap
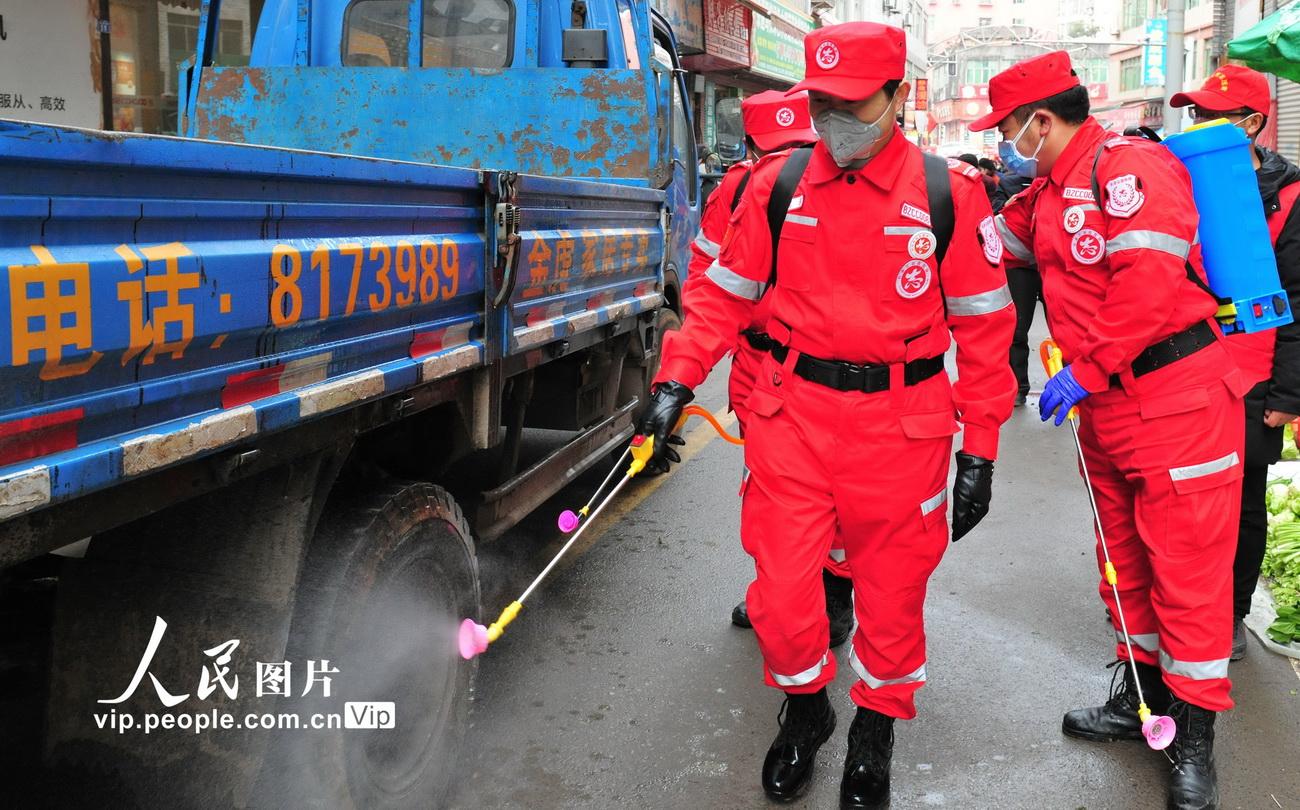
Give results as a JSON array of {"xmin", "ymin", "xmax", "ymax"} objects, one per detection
[
  {"xmin": 922, "ymin": 153, "xmax": 956, "ymax": 267},
  {"xmin": 730, "ymin": 169, "xmax": 753, "ymax": 213},
  {"xmin": 766, "ymin": 146, "xmax": 815, "ymax": 286},
  {"xmin": 1089, "ymin": 140, "xmax": 1229, "ymax": 308}
]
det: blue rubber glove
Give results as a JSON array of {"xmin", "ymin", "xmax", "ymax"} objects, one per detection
[{"xmin": 1039, "ymin": 364, "xmax": 1091, "ymax": 426}]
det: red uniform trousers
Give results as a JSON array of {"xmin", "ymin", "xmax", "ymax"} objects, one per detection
[
  {"xmin": 740, "ymin": 348, "xmax": 954, "ymax": 720},
  {"xmin": 1075, "ymin": 342, "xmax": 1245, "ymax": 711},
  {"xmin": 730, "ymin": 340, "xmax": 852, "ymax": 579}
]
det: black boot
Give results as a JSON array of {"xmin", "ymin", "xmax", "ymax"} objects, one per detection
[
  {"xmin": 825, "ymin": 571, "xmax": 854, "ymax": 648},
  {"xmin": 1166, "ymin": 700, "xmax": 1219, "ymax": 810},
  {"xmin": 732, "ymin": 599, "xmax": 753, "ymax": 628},
  {"xmin": 1062, "ymin": 661, "xmax": 1169, "ymax": 742},
  {"xmin": 762, "ymin": 688, "xmax": 836, "ymax": 802},
  {"xmin": 840, "ymin": 707, "xmax": 894, "ymax": 809}
]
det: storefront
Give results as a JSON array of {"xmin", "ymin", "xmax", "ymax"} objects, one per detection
[
  {"xmin": 108, "ymin": 0, "xmax": 259, "ymax": 134},
  {"xmin": 683, "ymin": 0, "xmax": 813, "ymax": 163}
]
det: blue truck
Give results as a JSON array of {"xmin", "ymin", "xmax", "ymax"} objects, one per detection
[{"xmin": 0, "ymin": 0, "xmax": 699, "ymax": 804}]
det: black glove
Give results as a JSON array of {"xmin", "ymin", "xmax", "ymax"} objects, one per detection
[
  {"xmin": 951, "ymin": 451, "xmax": 994, "ymax": 542},
  {"xmin": 634, "ymin": 381, "xmax": 694, "ymax": 470}
]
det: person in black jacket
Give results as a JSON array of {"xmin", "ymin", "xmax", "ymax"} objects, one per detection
[{"xmin": 1174, "ymin": 66, "xmax": 1300, "ymax": 660}]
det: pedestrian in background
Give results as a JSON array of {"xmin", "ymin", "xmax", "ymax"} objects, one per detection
[
  {"xmin": 681, "ymin": 89, "xmax": 856, "ymax": 645},
  {"xmin": 976, "ymin": 51, "xmax": 1247, "ymax": 810},
  {"xmin": 1172, "ymin": 65, "xmax": 1300, "ymax": 661},
  {"xmin": 639, "ymin": 22, "xmax": 1015, "ymax": 807},
  {"xmin": 991, "ymin": 135, "xmax": 1041, "ymax": 406}
]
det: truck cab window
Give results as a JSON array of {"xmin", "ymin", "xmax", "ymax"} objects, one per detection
[
  {"xmin": 343, "ymin": 0, "xmax": 411, "ymax": 66},
  {"xmin": 422, "ymin": 0, "xmax": 513, "ymax": 68}
]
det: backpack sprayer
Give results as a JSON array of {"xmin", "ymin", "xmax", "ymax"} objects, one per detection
[
  {"xmin": 458, "ymin": 404, "xmax": 743, "ymax": 660},
  {"xmin": 1161, "ymin": 120, "xmax": 1292, "ymax": 334},
  {"xmin": 1040, "ymin": 339, "xmax": 1176, "ymax": 751}
]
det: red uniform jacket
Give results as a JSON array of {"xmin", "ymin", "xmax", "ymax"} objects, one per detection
[
  {"xmin": 996, "ymin": 118, "xmax": 1221, "ymax": 393},
  {"xmin": 685, "ymin": 160, "xmax": 773, "ymax": 333},
  {"xmin": 657, "ymin": 130, "xmax": 1017, "ymax": 459}
]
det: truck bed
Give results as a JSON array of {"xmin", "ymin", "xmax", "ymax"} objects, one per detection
[{"xmin": 0, "ymin": 120, "xmax": 664, "ymax": 538}]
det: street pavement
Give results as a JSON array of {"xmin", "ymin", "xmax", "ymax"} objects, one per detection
[{"xmin": 449, "ymin": 315, "xmax": 1300, "ymax": 810}]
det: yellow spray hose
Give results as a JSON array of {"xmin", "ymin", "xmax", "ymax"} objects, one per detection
[{"xmin": 1041, "ymin": 339, "xmax": 1154, "ymax": 724}]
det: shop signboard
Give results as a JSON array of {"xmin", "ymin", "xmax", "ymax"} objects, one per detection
[
  {"xmin": 1144, "ymin": 17, "xmax": 1167, "ymax": 87},
  {"xmin": 653, "ymin": 0, "xmax": 705, "ymax": 54},
  {"xmin": 0, "ymin": 0, "xmax": 102, "ymax": 128},
  {"xmin": 751, "ymin": 0, "xmax": 813, "ymax": 85}
]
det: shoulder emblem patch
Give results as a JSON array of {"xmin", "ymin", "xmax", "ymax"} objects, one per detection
[
  {"xmin": 978, "ymin": 215, "xmax": 1003, "ymax": 265},
  {"xmin": 1104, "ymin": 173, "xmax": 1145, "ymax": 218}
]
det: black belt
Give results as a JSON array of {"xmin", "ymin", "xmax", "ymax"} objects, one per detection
[
  {"xmin": 769, "ymin": 344, "xmax": 946, "ymax": 393},
  {"xmin": 742, "ymin": 329, "xmax": 780, "ymax": 353},
  {"xmin": 1110, "ymin": 321, "xmax": 1216, "ymax": 388}
]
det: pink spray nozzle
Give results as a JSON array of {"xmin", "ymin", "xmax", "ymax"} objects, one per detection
[
  {"xmin": 458, "ymin": 618, "xmax": 489, "ymax": 660},
  {"xmin": 557, "ymin": 510, "xmax": 580, "ymax": 533},
  {"xmin": 1142, "ymin": 715, "xmax": 1176, "ymax": 750}
]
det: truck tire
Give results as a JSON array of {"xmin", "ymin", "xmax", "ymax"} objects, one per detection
[{"xmin": 265, "ymin": 481, "xmax": 480, "ymax": 809}]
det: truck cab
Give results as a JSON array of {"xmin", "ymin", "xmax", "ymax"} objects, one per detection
[{"xmin": 185, "ymin": 0, "xmax": 700, "ymax": 311}]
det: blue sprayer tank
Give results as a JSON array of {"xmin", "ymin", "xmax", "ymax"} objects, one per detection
[{"xmin": 1164, "ymin": 120, "xmax": 1292, "ymax": 334}]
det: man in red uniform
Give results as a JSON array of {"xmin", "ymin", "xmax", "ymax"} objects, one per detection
[
  {"xmin": 974, "ymin": 52, "xmax": 1247, "ymax": 810},
  {"xmin": 1171, "ymin": 66, "xmax": 1300, "ymax": 661},
  {"xmin": 639, "ymin": 23, "xmax": 1016, "ymax": 807},
  {"xmin": 683, "ymin": 90, "xmax": 856, "ymax": 642}
]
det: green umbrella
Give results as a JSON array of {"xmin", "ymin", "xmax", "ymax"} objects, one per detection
[{"xmin": 1229, "ymin": 0, "xmax": 1300, "ymax": 82}]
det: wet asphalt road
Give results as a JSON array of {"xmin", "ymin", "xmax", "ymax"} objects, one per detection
[{"xmin": 448, "ymin": 316, "xmax": 1300, "ymax": 810}]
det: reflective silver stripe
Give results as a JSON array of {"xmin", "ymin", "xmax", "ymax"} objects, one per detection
[
  {"xmin": 771, "ymin": 653, "xmax": 829, "ymax": 687},
  {"xmin": 1106, "ymin": 230, "xmax": 1192, "ymax": 260},
  {"xmin": 828, "ymin": 547, "xmax": 847, "ymax": 563},
  {"xmin": 705, "ymin": 260, "xmax": 765, "ymax": 301},
  {"xmin": 1160, "ymin": 650, "xmax": 1229, "ymax": 681},
  {"xmin": 920, "ymin": 489, "xmax": 947, "ymax": 517},
  {"xmin": 1116, "ymin": 630, "xmax": 1160, "ymax": 653},
  {"xmin": 849, "ymin": 643, "xmax": 927, "ymax": 690},
  {"xmin": 1169, "ymin": 451, "xmax": 1240, "ymax": 482},
  {"xmin": 995, "ymin": 214, "xmax": 1033, "ymax": 261},
  {"xmin": 693, "ymin": 232, "xmax": 720, "ymax": 259},
  {"xmin": 785, "ymin": 213, "xmax": 818, "ymax": 227},
  {"xmin": 946, "ymin": 284, "xmax": 1013, "ymax": 317},
  {"xmin": 1077, "ymin": 203, "xmax": 1101, "ymax": 213},
  {"xmin": 884, "ymin": 225, "xmax": 925, "ymax": 235}
]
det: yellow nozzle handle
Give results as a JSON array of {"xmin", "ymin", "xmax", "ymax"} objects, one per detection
[
  {"xmin": 628, "ymin": 434, "xmax": 655, "ymax": 477},
  {"xmin": 1104, "ymin": 561, "xmax": 1118, "ymax": 586},
  {"xmin": 486, "ymin": 600, "xmax": 523, "ymax": 643},
  {"xmin": 1137, "ymin": 703, "xmax": 1152, "ymax": 723},
  {"xmin": 1038, "ymin": 339, "xmax": 1079, "ymax": 421}
]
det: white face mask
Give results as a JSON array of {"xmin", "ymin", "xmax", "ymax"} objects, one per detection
[
  {"xmin": 813, "ymin": 96, "xmax": 897, "ymax": 167},
  {"xmin": 1234, "ymin": 113, "xmax": 1262, "ymax": 136}
]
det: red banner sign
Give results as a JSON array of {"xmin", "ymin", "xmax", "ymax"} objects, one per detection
[
  {"xmin": 914, "ymin": 78, "xmax": 929, "ymax": 111},
  {"xmin": 702, "ymin": 0, "xmax": 752, "ymax": 68}
]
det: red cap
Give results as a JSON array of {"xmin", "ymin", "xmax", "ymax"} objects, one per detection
[
  {"xmin": 969, "ymin": 51, "xmax": 1081, "ymax": 131},
  {"xmin": 788, "ymin": 22, "xmax": 906, "ymax": 101},
  {"xmin": 743, "ymin": 90, "xmax": 818, "ymax": 151},
  {"xmin": 1170, "ymin": 65, "xmax": 1271, "ymax": 117}
]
